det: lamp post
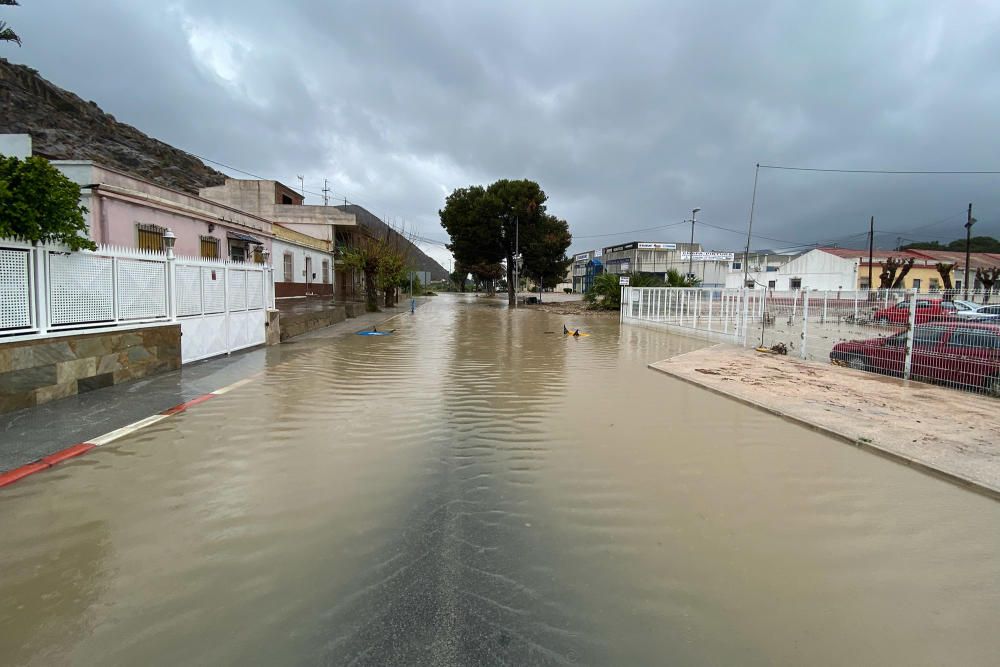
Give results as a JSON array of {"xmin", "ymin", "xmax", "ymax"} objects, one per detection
[
  {"xmin": 163, "ymin": 229, "xmax": 177, "ymax": 321},
  {"xmin": 262, "ymin": 249, "xmax": 274, "ymax": 307},
  {"xmin": 964, "ymin": 203, "xmax": 975, "ymax": 300},
  {"xmin": 688, "ymin": 207, "xmax": 701, "ymax": 282}
]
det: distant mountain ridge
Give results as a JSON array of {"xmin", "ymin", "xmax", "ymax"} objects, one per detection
[
  {"xmin": 0, "ymin": 58, "xmax": 448, "ymax": 280},
  {"xmin": 0, "ymin": 58, "xmax": 227, "ymax": 193}
]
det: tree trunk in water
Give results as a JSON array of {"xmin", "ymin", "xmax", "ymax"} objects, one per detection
[
  {"xmin": 383, "ymin": 288, "xmax": 393, "ymax": 308},
  {"xmin": 364, "ymin": 270, "xmax": 379, "ymax": 312},
  {"xmin": 506, "ymin": 252, "xmax": 516, "ymax": 307}
]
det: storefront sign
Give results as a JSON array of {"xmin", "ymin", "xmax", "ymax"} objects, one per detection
[
  {"xmin": 637, "ymin": 242, "xmax": 676, "ymax": 250},
  {"xmin": 680, "ymin": 251, "xmax": 735, "ymax": 262}
]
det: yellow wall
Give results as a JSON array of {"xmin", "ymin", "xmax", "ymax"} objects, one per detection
[{"xmin": 857, "ymin": 265, "xmax": 953, "ymax": 290}]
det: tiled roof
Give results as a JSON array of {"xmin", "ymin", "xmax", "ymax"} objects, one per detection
[{"xmin": 817, "ymin": 247, "xmax": 1000, "ymax": 268}]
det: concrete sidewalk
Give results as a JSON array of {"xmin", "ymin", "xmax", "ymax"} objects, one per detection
[
  {"xmin": 0, "ymin": 304, "xmax": 416, "ymax": 474},
  {"xmin": 649, "ymin": 344, "xmax": 1000, "ymax": 499}
]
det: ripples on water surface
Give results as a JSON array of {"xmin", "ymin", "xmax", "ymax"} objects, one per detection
[{"xmin": 1, "ymin": 294, "xmax": 999, "ymax": 666}]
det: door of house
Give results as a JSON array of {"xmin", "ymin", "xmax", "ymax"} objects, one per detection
[{"xmin": 305, "ymin": 256, "xmax": 313, "ymax": 294}]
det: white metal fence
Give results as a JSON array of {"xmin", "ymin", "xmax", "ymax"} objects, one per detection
[
  {"xmin": 0, "ymin": 240, "xmax": 275, "ymax": 363},
  {"xmin": 622, "ymin": 286, "xmax": 1000, "ymax": 398}
]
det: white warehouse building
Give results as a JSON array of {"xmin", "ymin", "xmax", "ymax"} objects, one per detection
[{"xmin": 726, "ymin": 249, "xmax": 855, "ymax": 291}]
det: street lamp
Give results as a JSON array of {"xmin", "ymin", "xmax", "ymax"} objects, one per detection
[
  {"xmin": 688, "ymin": 208, "xmax": 700, "ymax": 281},
  {"xmin": 964, "ymin": 203, "xmax": 975, "ymax": 299},
  {"xmin": 163, "ymin": 229, "xmax": 176, "ymax": 259}
]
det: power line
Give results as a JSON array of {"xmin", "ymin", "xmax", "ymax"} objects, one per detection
[
  {"xmin": 759, "ymin": 164, "xmax": 1000, "ymax": 175},
  {"xmin": 572, "ymin": 220, "xmax": 689, "ymax": 239}
]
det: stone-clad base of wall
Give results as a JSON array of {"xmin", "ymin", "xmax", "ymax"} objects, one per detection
[
  {"xmin": 0, "ymin": 325, "xmax": 181, "ymax": 414},
  {"xmin": 344, "ymin": 303, "xmax": 366, "ymax": 318},
  {"xmin": 275, "ymin": 282, "xmax": 334, "ymax": 298},
  {"xmin": 279, "ymin": 306, "xmax": 348, "ymax": 341},
  {"xmin": 265, "ymin": 309, "xmax": 281, "ymax": 346}
]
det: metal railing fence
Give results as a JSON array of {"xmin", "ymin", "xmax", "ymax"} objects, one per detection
[
  {"xmin": 622, "ymin": 286, "xmax": 1000, "ymax": 397},
  {"xmin": 1, "ymin": 239, "xmax": 275, "ymax": 344}
]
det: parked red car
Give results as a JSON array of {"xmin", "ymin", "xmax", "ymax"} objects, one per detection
[
  {"xmin": 871, "ymin": 298, "xmax": 959, "ymax": 325},
  {"xmin": 830, "ymin": 321, "xmax": 1000, "ymax": 395}
]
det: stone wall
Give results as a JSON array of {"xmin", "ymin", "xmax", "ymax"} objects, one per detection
[
  {"xmin": 279, "ymin": 306, "xmax": 347, "ymax": 341},
  {"xmin": 275, "ymin": 282, "xmax": 334, "ymax": 298},
  {"xmin": 0, "ymin": 325, "xmax": 181, "ymax": 414}
]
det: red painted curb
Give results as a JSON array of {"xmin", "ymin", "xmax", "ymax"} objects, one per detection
[
  {"xmin": 0, "ymin": 462, "xmax": 51, "ymax": 488},
  {"xmin": 41, "ymin": 443, "xmax": 96, "ymax": 466},
  {"xmin": 160, "ymin": 393, "xmax": 214, "ymax": 416}
]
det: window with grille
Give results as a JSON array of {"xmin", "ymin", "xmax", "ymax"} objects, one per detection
[
  {"xmin": 322, "ymin": 260, "xmax": 330, "ymax": 284},
  {"xmin": 283, "ymin": 253, "xmax": 293, "ymax": 282},
  {"xmin": 200, "ymin": 236, "xmax": 220, "ymax": 259},
  {"xmin": 137, "ymin": 223, "xmax": 165, "ymax": 252},
  {"xmin": 229, "ymin": 242, "xmax": 246, "ymax": 262}
]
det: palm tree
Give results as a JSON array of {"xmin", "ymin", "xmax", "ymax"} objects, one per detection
[{"xmin": 1, "ymin": 0, "xmax": 20, "ymax": 47}]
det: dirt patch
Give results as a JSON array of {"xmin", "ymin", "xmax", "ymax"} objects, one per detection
[{"xmin": 649, "ymin": 344, "xmax": 1000, "ymax": 498}]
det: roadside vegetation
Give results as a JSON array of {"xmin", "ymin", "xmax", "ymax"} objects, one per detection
[
  {"xmin": 0, "ymin": 155, "xmax": 95, "ymax": 250},
  {"xmin": 439, "ymin": 178, "xmax": 572, "ymax": 304},
  {"xmin": 341, "ymin": 228, "xmax": 410, "ymax": 312},
  {"xmin": 584, "ymin": 269, "xmax": 697, "ymax": 310}
]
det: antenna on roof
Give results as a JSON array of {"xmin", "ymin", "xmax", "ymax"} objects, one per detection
[
  {"xmin": 297, "ymin": 175, "xmax": 305, "ymax": 198},
  {"xmin": 322, "ymin": 179, "xmax": 330, "ymax": 206}
]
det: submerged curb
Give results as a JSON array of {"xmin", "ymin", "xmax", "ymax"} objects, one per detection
[
  {"xmin": 0, "ymin": 306, "xmax": 414, "ymax": 491},
  {"xmin": 0, "ymin": 392, "xmax": 216, "ymax": 489},
  {"xmin": 648, "ymin": 362, "xmax": 1000, "ymax": 503}
]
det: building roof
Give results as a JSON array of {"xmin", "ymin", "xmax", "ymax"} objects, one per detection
[
  {"xmin": 817, "ymin": 247, "xmax": 1000, "ymax": 270},
  {"xmin": 273, "ymin": 223, "xmax": 331, "ymax": 252}
]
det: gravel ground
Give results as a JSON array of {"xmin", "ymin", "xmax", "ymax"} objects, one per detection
[{"xmin": 649, "ymin": 344, "xmax": 1000, "ymax": 498}]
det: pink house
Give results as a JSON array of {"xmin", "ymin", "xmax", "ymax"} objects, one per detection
[{"xmin": 53, "ymin": 161, "xmax": 275, "ymax": 261}]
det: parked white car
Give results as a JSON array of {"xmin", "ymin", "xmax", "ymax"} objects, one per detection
[
  {"xmin": 951, "ymin": 300, "xmax": 980, "ymax": 312},
  {"xmin": 956, "ymin": 304, "xmax": 1000, "ymax": 320}
]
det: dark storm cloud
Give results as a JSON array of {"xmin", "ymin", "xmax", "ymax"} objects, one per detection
[{"xmin": 9, "ymin": 0, "xmax": 1000, "ymax": 262}]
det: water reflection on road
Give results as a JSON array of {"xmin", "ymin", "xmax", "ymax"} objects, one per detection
[{"xmin": 1, "ymin": 294, "xmax": 999, "ymax": 666}]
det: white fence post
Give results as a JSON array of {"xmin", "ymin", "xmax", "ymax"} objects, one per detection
[
  {"xmin": 800, "ymin": 292, "xmax": 810, "ymax": 360},
  {"xmin": 903, "ymin": 288, "xmax": 917, "ymax": 380},
  {"xmin": 33, "ymin": 245, "xmax": 49, "ymax": 335},
  {"xmin": 707, "ymin": 290, "xmax": 714, "ymax": 332},
  {"xmin": 166, "ymin": 252, "xmax": 177, "ymax": 322}
]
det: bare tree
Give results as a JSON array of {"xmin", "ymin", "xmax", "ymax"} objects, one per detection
[
  {"xmin": 891, "ymin": 257, "xmax": 916, "ymax": 289},
  {"xmin": 976, "ymin": 266, "xmax": 1000, "ymax": 303},
  {"xmin": 935, "ymin": 262, "xmax": 956, "ymax": 296}
]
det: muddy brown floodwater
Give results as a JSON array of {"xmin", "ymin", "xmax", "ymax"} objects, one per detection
[{"xmin": 1, "ymin": 294, "xmax": 999, "ymax": 666}]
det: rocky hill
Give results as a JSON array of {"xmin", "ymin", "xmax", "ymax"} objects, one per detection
[
  {"xmin": 0, "ymin": 58, "xmax": 226, "ymax": 193},
  {"xmin": 0, "ymin": 59, "xmax": 449, "ymax": 280}
]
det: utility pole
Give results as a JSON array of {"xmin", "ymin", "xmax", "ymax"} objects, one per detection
[
  {"xmin": 322, "ymin": 179, "xmax": 330, "ymax": 206},
  {"xmin": 514, "ymin": 215, "xmax": 519, "ymax": 309},
  {"xmin": 743, "ymin": 164, "xmax": 760, "ymax": 289},
  {"xmin": 964, "ymin": 202, "xmax": 975, "ymax": 299},
  {"xmin": 688, "ymin": 207, "xmax": 700, "ymax": 281},
  {"xmin": 868, "ymin": 215, "xmax": 874, "ymax": 290}
]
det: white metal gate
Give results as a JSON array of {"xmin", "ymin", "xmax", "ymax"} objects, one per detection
[{"xmin": 175, "ymin": 257, "xmax": 269, "ymax": 363}]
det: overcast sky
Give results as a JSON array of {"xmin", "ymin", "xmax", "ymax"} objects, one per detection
[{"xmin": 9, "ymin": 0, "xmax": 1000, "ymax": 265}]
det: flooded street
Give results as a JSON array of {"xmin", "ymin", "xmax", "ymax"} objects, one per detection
[{"xmin": 2, "ymin": 294, "xmax": 999, "ymax": 666}]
